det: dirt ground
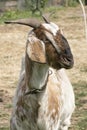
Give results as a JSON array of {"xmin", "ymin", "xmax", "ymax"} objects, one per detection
[{"xmin": 0, "ymin": 6, "xmax": 87, "ymax": 130}]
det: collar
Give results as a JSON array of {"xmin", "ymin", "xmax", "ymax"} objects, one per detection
[{"xmin": 25, "ymin": 85, "xmax": 46, "ymax": 95}]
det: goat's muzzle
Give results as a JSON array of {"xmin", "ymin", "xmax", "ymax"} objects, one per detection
[{"xmin": 60, "ymin": 54, "xmax": 74, "ymax": 69}]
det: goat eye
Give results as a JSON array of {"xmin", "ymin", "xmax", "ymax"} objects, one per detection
[
  {"xmin": 44, "ymin": 40, "xmax": 48, "ymax": 43},
  {"xmin": 44, "ymin": 38, "xmax": 50, "ymax": 43}
]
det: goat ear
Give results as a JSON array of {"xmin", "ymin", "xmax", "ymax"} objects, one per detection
[{"xmin": 27, "ymin": 35, "xmax": 46, "ymax": 63}]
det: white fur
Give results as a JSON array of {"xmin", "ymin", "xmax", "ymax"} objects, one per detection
[
  {"xmin": 37, "ymin": 68, "xmax": 75, "ymax": 130},
  {"xmin": 42, "ymin": 22, "xmax": 59, "ymax": 36},
  {"xmin": 11, "ymin": 63, "xmax": 75, "ymax": 130}
]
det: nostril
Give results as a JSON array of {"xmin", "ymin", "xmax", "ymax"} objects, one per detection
[
  {"xmin": 67, "ymin": 56, "xmax": 74, "ymax": 66},
  {"xmin": 67, "ymin": 57, "xmax": 72, "ymax": 62}
]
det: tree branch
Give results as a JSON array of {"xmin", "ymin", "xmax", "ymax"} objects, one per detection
[{"xmin": 79, "ymin": 0, "xmax": 87, "ymax": 42}]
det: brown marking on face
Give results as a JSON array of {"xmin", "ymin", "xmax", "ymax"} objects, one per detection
[
  {"xmin": 33, "ymin": 26, "xmax": 62, "ymax": 69},
  {"xmin": 53, "ymin": 31, "xmax": 70, "ymax": 53},
  {"xmin": 34, "ymin": 25, "xmax": 74, "ymax": 69},
  {"xmin": 34, "ymin": 25, "xmax": 46, "ymax": 41},
  {"xmin": 45, "ymin": 41, "xmax": 62, "ymax": 69}
]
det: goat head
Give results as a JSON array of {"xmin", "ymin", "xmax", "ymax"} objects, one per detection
[{"xmin": 5, "ymin": 18, "xmax": 74, "ymax": 69}]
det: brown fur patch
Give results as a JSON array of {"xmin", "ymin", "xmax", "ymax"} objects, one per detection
[
  {"xmin": 46, "ymin": 76, "xmax": 61, "ymax": 119},
  {"xmin": 34, "ymin": 26, "xmax": 73, "ymax": 69},
  {"xmin": 27, "ymin": 35, "xmax": 46, "ymax": 63},
  {"xmin": 33, "ymin": 26, "xmax": 62, "ymax": 69}
]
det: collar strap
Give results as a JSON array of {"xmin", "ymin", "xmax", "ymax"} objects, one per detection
[
  {"xmin": 24, "ymin": 70, "xmax": 53, "ymax": 95},
  {"xmin": 25, "ymin": 85, "xmax": 46, "ymax": 95},
  {"xmin": 25, "ymin": 72, "xmax": 49, "ymax": 95}
]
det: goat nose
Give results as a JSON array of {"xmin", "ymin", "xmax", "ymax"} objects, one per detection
[
  {"xmin": 67, "ymin": 56, "xmax": 74, "ymax": 67},
  {"xmin": 67, "ymin": 57, "xmax": 73, "ymax": 62}
]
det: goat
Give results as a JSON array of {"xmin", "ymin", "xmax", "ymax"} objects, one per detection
[{"xmin": 5, "ymin": 17, "xmax": 75, "ymax": 130}]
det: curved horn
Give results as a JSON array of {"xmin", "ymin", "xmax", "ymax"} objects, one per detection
[
  {"xmin": 4, "ymin": 18, "xmax": 41, "ymax": 28},
  {"xmin": 42, "ymin": 15, "xmax": 49, "ymax": 23}
]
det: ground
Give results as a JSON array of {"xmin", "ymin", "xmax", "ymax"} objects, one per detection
[{"xmin": 0, "ymin": 6, "xmax": 87, "ymax": 130}]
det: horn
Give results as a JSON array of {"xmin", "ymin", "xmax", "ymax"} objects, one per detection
[
  {"xmin": 4, "ymin": 18, "xmax": 41, "ymax": 28},
  {"xmin": 42, "ymin": 15, "xmax": 49, "ymax": 23}
]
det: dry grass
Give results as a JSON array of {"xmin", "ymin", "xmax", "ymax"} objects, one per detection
[{"xmin": 0, "ymin": 6, "xmax": 87, "ymax": 130}]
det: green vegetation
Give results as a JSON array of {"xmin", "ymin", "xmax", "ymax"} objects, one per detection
[
  {"xmin": 0, "ymin": 10, "xmax": 30, "ymax": 24},
  {"xmin": 0, "ymin": 0, "xmax": 81, "ymax": 24},
  {"xmin": 70, "ymin": 81, "xmax": 87, "ymax": 130},
  {"xmin": 0, "ymin": 10, "xmax": 41, "ymax": 24},
  {"xmin": 66, "ymin": 0, "xmax": 79, "ymax": 7},
  {"xmin": 46, "ymin": 6, "xmax": 66, "ymax": 13},
  {"xmin": 0, "ymin": 127, "xmax": 9, "ymax": 130}
]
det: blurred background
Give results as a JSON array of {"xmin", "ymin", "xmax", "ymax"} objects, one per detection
[{"xmin": 0, "ymin": 0, "xmax": 87, "ymax": 130}]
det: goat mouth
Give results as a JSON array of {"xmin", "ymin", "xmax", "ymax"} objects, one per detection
[{"xmin": 60, "ymin": 56, "xmax": 74, "ymax": 69}]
